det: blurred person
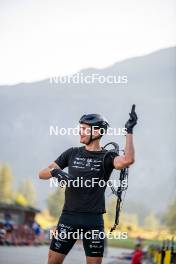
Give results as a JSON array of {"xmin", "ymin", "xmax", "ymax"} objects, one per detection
[
  {"xmin": 4, "ymin": 217, "xmax": 14, "ymax": 245},
  {"xmin": 32, "ymin": 221, "xmax": 41, "ymax": 245},
  {"xmin": 0, "ymin": 221, "xmax": 6, "ymax": 245},
  {"xmin": 131, "ymin": 244, "xmax": 143, "ymax": 264}
]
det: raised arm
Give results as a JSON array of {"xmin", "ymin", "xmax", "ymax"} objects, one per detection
[
  {"xmin": 113, "ymin": 104, "xmax": 138, "ymax": 170},
  {"xmin": 113, "ymin": 134, "xmax": 135, "ymax": 170}
]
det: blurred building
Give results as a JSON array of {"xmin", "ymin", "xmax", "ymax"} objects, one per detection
[{"xmin": 0, "ymin": 203, "xmax": 40, "ymax": 225}]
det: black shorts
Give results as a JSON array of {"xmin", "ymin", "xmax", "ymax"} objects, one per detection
[{"xmin": 50, "ymin": 212, "xmax": 105, "ymax": 257}]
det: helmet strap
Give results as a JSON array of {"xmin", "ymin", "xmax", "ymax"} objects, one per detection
[{"xmin": 85, "ymin": 126, "xmax": 102, "ymax": 145}]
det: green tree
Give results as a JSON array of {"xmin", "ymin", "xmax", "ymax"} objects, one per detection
[
  {"xmin": 18, "ymin": 179, "xmax": 37, "ymax": 207},
  {"xmin": 164, "ymin": 198, "xmax": 176, "ymax": 234},
  {"xmin": 0, "ymin": 164, "xmax": 14, "ymax": 203},
  {"xmin": 47, "ymin": 188, "xmax": 65, "ymax": 219}
]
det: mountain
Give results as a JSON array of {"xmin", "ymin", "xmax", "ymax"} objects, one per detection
[{"xmin": 0, "ymin": 47, "xmax": 176, "ymax": 219}]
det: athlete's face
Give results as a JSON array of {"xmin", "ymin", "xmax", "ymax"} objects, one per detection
[
  {"xmin": 79, "ymin": 124, "xmax": 91, "ymax": 144},
  {"xmin": 79, "ymin": 124, "xmax": 100, "ymax": 144}
]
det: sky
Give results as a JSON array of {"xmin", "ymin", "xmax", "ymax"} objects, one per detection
[{"xmin": 0, "ymin": 0, "xmax": 175, "ymax": 85}]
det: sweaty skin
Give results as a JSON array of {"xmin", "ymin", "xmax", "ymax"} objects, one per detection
[{"xmin": 113, "ymin": 134, "xmax": 135, "ymax": 170}]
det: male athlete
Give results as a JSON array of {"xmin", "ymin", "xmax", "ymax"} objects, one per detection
[{"xmin": 39, "ymin": 105, "xmax": 138, "ymax": 264}]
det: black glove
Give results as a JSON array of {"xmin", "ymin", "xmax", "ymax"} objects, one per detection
[
  {"xmin": 50, "ymin": 168, "xmax": 75, "ymax": 187},
  {"xmin": 125, "ymin": 104, "xmax": 138, "ymax": 134},
  {"xmin": 50, "ymin": 167, "xmax": 77, "ymax": 180}
]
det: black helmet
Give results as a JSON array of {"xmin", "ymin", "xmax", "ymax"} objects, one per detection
[{"xmin": 79, "ymin": 114, "xmax": 109, "ymax": 131}]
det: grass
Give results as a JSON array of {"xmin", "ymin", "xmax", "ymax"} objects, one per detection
[{"xmin": 107, "ymin": 237, "xmax": 163, "ymax": 249}]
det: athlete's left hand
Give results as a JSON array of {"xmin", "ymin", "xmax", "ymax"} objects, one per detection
[{"xmin": 125, "ymin": 104, "xmax": 138, "ymax": 134}]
